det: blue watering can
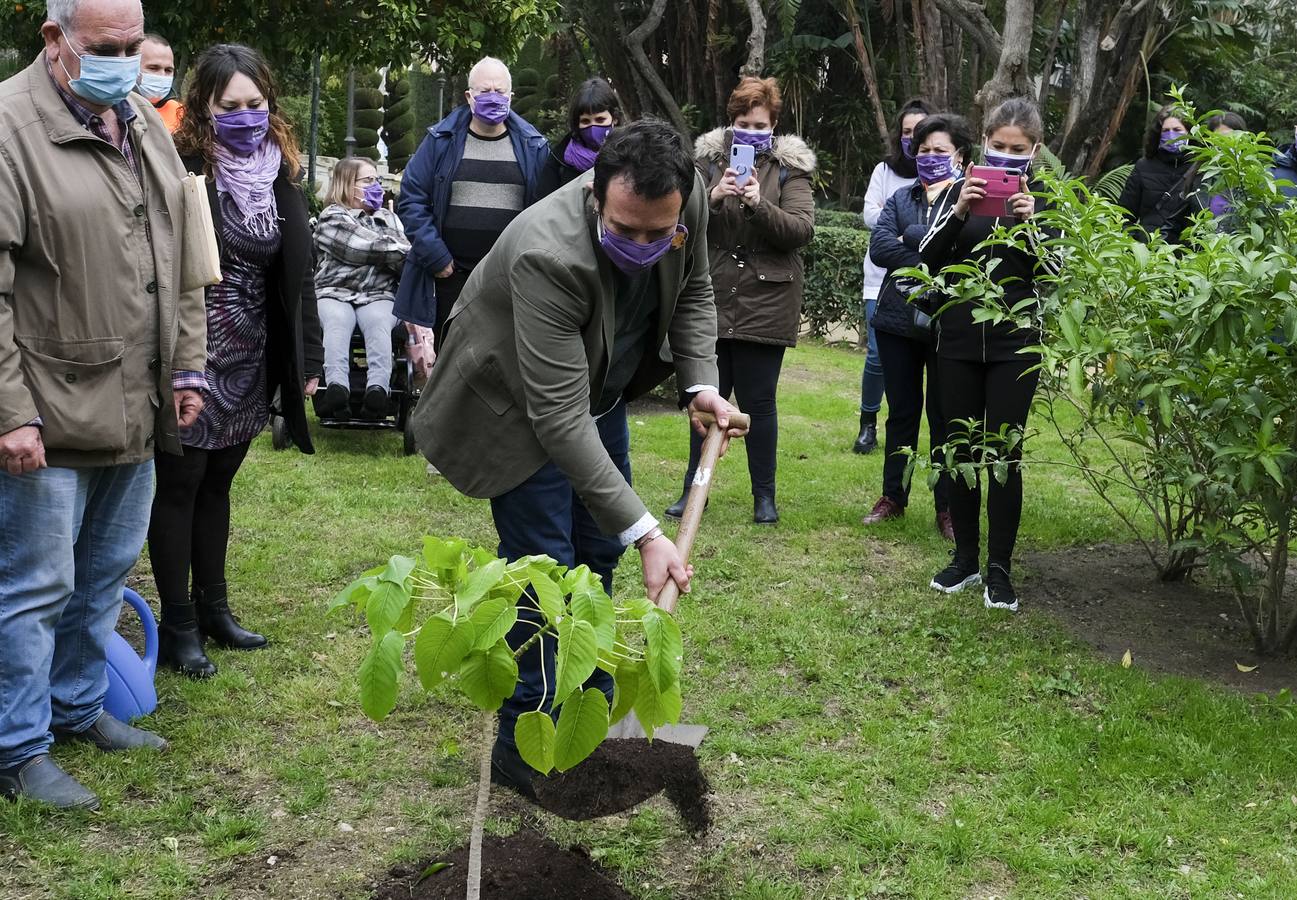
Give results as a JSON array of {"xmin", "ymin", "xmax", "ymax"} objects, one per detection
[{"xmin": 103, "ymin": 588, "xmax": 159, "ymax": 722}]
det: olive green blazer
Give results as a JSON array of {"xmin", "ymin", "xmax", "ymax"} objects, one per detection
[{"xmin": 411, "ymin": 173, "xmax": 719, "ymax": 536}]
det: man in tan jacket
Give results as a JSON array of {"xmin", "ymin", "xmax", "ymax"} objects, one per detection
[
  {"xmin": 0, "ymin": 0, "xmax": 207, "ymax": 810},
  {"xmin": 411, "ymin": 119, "xmax": 741, "ymax": 796}
]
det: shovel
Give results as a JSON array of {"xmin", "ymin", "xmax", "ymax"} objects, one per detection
[{"xmin": 607, "ymin": 408, "xmax": 751, "ymax": 748}]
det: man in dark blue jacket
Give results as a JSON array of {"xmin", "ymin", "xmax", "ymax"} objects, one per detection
[
  {"xmin": 1271, "ymin": 135, "xmax": 1297, "ymax": 201},
  {"xmin": 394, "ymin": 57, "xmax": 550, "ymax": 352}
]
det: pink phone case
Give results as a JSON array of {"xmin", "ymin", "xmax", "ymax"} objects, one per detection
[{"xmin": 968, "ymin": 165, "xmax": 1021, "ymax": 217}]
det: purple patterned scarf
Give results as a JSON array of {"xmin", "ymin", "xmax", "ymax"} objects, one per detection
[
  {"xmin": 213, "ymin": 139, "xmax": 282, "ymax": 238},
  {"xmin": 562, "ymin": 136, "xmax": 599, "ymax": 172}
]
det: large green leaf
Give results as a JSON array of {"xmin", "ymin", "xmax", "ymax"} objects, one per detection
[
  {"xmin": 610, "ymin": 657, "xmax": 640, "ymax": 724},
  {"xmin": 553, "ymin": 618, "xmax": 598, "ymax": 707},
  {"xmin": 642, "ymin": 608, "xmax": 683, "ymax": 694},
  {"xmin": 455, "ymin": 558, "xmax": 506, "ymax": 611},
  {"xmin": 379, "ymin": 554, "xmax": 417, "ymax": 586},
  {"xmin": 514, "ymin": 710, "xmax": 556, "ymax": 774},
  {"xmin": 458, "ymin": 641, "xmax": 519, "ymax": 711},
  {"xmin": 422, "ymin": 536, "xmax": 466, "ymax": 572},
  {"xmin": 329, "ymin": 575, "xmax": 375, "ymax": 614},
  {"xmin": 358, "ymin": 630, "xmax": 405, "ymax": 721},
  {"xmin": 529, "ymin": 567, "xmax": 565, "ymax": 624},
  {"xmin": 413, "ymin": 612, "xmax": 476, "ymax": 690},
  {"xmin": 632, "ymin": 671, "xmax": 683, "ymax": 739},
  {"xmin": 366, "ymin": 580, "xmax": 410, "ymax": 637},
  {"xmin": 553, "ymin": 688, "xmax": 609, "ymax": 772},
  {"xmin": 469, "ymin": 595, "xmax": 518, "ymax": 650}
]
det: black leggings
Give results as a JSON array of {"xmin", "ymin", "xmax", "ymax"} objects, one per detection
[
  {"xmin": 681, "ymin": 339, "xmax": 786, "ymax": 498},
  {"xmin": 875, "ymin": 329, "xmax": 951, "ymax": 513},
  {"xmin": 937, "ymin": 356, "xmax": 1040, "ymax": 568},
  {"xmin": 148, "ymin": 441, "xmax": 251, "ymax": 615}
]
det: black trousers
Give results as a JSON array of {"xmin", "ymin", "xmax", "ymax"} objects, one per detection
[
  {"xmin": 875, "ymin": 329, "xmax": 951, "ymax": 513},
  {"xmin": 432, "ymin": 267, "xmax": 470, "ymax": 350},
  {"xmin": 148, "ymin": 441, "xmax": 251, "ymax": 616},
  {"xmin": 681, "ymin": 338, "xmax": 785, "ymax": 498},
  {"xmin": 937, "ymin": 356, "xmax": 1040, "ymax": 568}
]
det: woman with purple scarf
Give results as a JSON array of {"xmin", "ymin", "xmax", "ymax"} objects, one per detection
[
  {"xmin": 537, "ymin": 77, "xmax": 622, "ymax": 197},
  {"xmin": 150, "ymin": 44, "xmax": 323, "ymax": 678}
]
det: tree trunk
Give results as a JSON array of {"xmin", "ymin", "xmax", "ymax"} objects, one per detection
[
  {"xmin": 974, "ymin": 0, "xmax": 1035, "ymax": 125},
  {"xmin": 308, "ymin": 51, "xmax": 321, "ymax": 193},
  {"xmin": 1037, "ymin": 0, "xmax": 1070, "ymax": 110},
  {"xmin": 930, "ymin": 0, "xmax": 1002, "ymax": 60},
  {"xmin": 706, "ymin": 0, "xmax": 730, "ymax": 124},
  {"xmin": 841, "ymin": 1, "xmax": 892, "ymax": 146},
  {"xmin": 896, "ymin": 3, "xmax": 914, "ymax": 99},
  {"xmin": 920, "ymin": 1, "xmax": 947, "ymax": 107},
  {"xmin": 623, "ymin": 0, "xmax": 691, "ymax": 135},
  {"xmin": 1083, "ymin": 34, "xmax": 1145, "ymax": 178},
  {"xmin": 739, "ymin": 0, "xmax": 767, "ymax": 76}
]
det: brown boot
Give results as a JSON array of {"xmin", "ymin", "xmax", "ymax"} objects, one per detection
[{"xmin": 862, "ymin": 496, "xmax": 903, "ymax": 525}]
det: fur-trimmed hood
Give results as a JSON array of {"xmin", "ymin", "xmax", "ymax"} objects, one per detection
[{"xmin": 694, "ymin": 127, "xmax": 817, "ymax": 174}]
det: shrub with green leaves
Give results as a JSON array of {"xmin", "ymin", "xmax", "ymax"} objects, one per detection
[
  {"xmin": 801, "ymin": 224, "xmax": 871, "ymax": 338},
  {"xmin": 330, "ymin": 537, "xmax": 685, "ymax": 773},
  {"xmin": 900, "ymin": 91, "xmax": 1297, "ymax": 654}
]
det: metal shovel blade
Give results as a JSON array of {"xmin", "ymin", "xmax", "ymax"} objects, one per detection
[{"xmin": 608, "ymin": 711, "xmax": 709, "ymax": 748}]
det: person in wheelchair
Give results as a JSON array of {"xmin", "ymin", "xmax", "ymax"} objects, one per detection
[{"xmin": 313, "ymin": 158, "xmax": 411, "ymax": 419}]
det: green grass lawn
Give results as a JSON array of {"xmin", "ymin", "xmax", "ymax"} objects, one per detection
[{"xmin": 4, "ymin": 341, "xmax": 1297, "ymax": 899}]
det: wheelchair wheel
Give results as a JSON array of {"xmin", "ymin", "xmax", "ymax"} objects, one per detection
[{"xmin": 271, "ymin": 415, "xmax": 291, "ymax": 451}]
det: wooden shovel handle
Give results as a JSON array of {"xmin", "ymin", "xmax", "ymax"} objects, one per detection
[{"xmin": 655, "ymin": 409, "xmax": 750, "ymax": 614}]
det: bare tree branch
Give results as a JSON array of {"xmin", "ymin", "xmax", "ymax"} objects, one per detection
[
  {"xmin": 739, "ymin": 0, "xmax": 768, "ymax": 76},
  {"xmin": 624, "ymin": 0, "xmax": 691, "ymax": 136},
  {"xmin": 929, "ymin": 0, "xmax": 1002, "ymax": 59}
]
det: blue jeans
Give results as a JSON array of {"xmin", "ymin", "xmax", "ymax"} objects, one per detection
[
  {"xmin": 860, "ymin": 297, "xmax": 885, "ymax": 415},
  {"xmin": 0, "ymin": 462, "xmax": 154, "ymax": 768},
  {"xmin": 489, "ymin": 402, "xmax": 629, "ymax": 748}
]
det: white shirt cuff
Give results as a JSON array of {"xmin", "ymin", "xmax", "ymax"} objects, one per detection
[
  {"xmin": 683, "ymin": 384, "xmax": 719, "ymax": 396},
  {"xmin": 619, "ymin": 512, "xmax": 659, "ymax": 547}
]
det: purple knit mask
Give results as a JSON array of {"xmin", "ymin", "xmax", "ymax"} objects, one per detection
[
  {"xmin": 471, "ymin": 90, "xmax": 511, "ymax": 124},
  {"xmin": 598, "ymin": 218, "xmax": 686, "ymax": 274},
  {"xmin": 214, "ymin": 108, "xmax": 270, "ymax": 157},
  {"xmin": 1160, "ymin": 130, "xmax": 1188, "ymax": 154}
]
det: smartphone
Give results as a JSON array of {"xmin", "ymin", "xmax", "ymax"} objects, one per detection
[
  {"xmin": 967, "ymin": 165, "xmax": 1022, "ymax": 217},
  {"xmin": 731, "ymin": 143, "xmax": 756, "ymax": 188}
]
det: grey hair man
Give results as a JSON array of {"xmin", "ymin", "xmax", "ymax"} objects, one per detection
[{"xmin": 0, "ymin": 0, "xmax": 208, "ymax": 809}]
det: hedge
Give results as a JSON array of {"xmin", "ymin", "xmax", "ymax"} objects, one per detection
[{"xmin": 801, "ymin": 223, "xmax": 870, "ymax": 338}]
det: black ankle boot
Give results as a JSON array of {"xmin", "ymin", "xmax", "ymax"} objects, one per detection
[
  {"xmin": 754, "ymin": 494, "xmax": 779, "ymax": 524},
  {"xmin": 665, "ymin": 490, "xmax": 689, "ymax": 520},
  {"xmin": 853, "ymin": 412, "xmax": 878, "ymax": 454},
  {"xmin": 196, "ymin": 583, "xmax": 267, "ymax": 650},
  {"xmin": 158, "ymin": 601, "xmax": 217, "ymax": 679}
]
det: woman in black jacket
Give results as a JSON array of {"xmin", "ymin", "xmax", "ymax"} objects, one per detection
[
  {"xmin": 920, "ymin": 97, "xmax": 1052, "ymax": 612},
  {"xmin": 537, "ymin": 77, "xmax": 621, "ymax": 196},
  {"xmin": 861, "ymin": 113, "xmax": 971, "ymax": 540},
  {"xmin": 151, "ymin": 44, "xmax": 324, "ymax": 677},
  {"xmin": 1118, "ymin": 105, "xmax": 1197, "ymax": 243}
]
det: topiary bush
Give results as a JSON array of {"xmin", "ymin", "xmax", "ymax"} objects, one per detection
[
  {"xmin": 801, "ymin": 224, "xmax": 871, "ymax": 338},
  {"xmin": 383, "ymin": 66, "xmax": 415, "ymax": 173},
  {"xmin": 814, "ymin": 208, "xmax": 867, "ymax": 230},
  {"xmin": 352, "ymin": 70, "xmax": 383, "ymax": 161}
]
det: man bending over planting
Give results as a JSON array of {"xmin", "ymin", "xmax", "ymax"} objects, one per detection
[{"xmin": 408, "ymin": 118, "xmax": 742, "ymax": 796}]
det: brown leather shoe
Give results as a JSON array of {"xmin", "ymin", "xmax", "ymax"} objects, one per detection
[
  {"xmin": 936, "ymin": 510, "xmax": 955, "ymax": 542},
  {"xmin": 862, "ymin": 496, "xmax": 903, "ymax": 525}
]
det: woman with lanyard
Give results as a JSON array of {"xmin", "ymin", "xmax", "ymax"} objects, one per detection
[
  {"xmin": 920, "ymin": 97, "xmax": 1053, "ymax": 612},
  {"xmin": 538, "ymin": 77, "xmax": 622, "ymax": 196},
  {"xmin": 1118, "ymin": 105, "xmax": 1198, "ymax": 243},
  {"xmin": 151, "ymin": 44, "xmax": 323, "ymax": 677},
  {"xmin": 860, "ymin": 112, "xmax": 970, "ymax": 540},
  {"xmin": 853, "ymin": 99, "xmax": 933, "ymax": 455}
]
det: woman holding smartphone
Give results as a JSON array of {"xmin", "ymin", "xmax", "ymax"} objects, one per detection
[
  {"xmin": 853, "ymin": 99, "xmax": 934, "ymax": 455},
  {"xmin": 665, "ymin": 76, "xmax": 815, "ymax": 525},
  {"xmin": 919, "ymin": 97, "xmax": 1050, "ymax": 612}
]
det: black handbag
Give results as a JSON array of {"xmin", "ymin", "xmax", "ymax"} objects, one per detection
[{"xmin": 880, "ymin": 272, "xmax": 934, "ymax": 344}]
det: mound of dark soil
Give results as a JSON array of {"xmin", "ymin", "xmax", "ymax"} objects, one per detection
[
  {"xmin": 533, "ymin": 738, "xmax": 711, "ymax": 833},
  {"xmin": 372, "ymin": 830, "xmax": 633, "ymax": 900}
]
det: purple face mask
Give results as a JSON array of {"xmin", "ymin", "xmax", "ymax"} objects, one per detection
[
  {"xmin": 471, "ymin": 90, "xmax": 511, "ymax": 124},
  {"xmin": 361, "ymin": 181, "xmax": 385, "ymax": 211},
  {"xmin": 915, "ymin": 153, "xmax": 958, "ymax": 185},
  {"xmin": 214, "ymin": 108, "xmax": 270, "ymax": 156},
  {"xmin": 900, "ymin": 136, "xmax": 914, "ymax": 158},
  {"xmin": 1160, "ymin": 129, "xmax": 1188, "ymax": 154},
  {"xmin": 983, "ymin": 144, "xmax": 1034, "ymax": 171},
  {"xmin": 732, "ymin": 127, "xmax": 773, "ymax": 152},
  {"xmin": 578, "ymin": 123, "xmax": 613, "ymax": 150},
  {"xmin": 598, "ymin": 218, "xmax": 687, "ymax": 275}
]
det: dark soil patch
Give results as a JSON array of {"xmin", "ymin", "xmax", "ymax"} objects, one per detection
[
  {"xmin": 371, "ymin": 830, "xmax": 634, "ymax": 900},
  {"xmin": 1023, "ymin": 543, "xmax": 1297, "ymax": 693},
  {"xmin": 532, "ymin": 738, "xmax": 710, "ymax": 833}
]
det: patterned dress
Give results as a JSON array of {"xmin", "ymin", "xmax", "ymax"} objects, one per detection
[{"xmin": 182, "ymin": 193, "xmax": 283, "ymax": 450}]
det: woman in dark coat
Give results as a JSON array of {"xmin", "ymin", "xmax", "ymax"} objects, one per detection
[
  {"xmin": 919, "ymin": 97, "xmax": 1055, "ymax": 613},
  {"xmin": 860, "ymin": 113, "xmax": 972, "ymax": 541},
  {"xmin": 151, "ymin": 44, "xmax": 323, "ymax": 678},
  {"xmin": 664, "ymin": 76, "xmax": 815, "ymax": 525},
  {"xmin": 1118, "ymin": 105, "xmax": 1198, "ymax": 243},
  {"xmin": 537, "ymin": 77, "xmax": 621, "ymax": 197}
]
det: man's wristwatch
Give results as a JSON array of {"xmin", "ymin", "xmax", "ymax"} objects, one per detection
[{"xmin": 634, "ymin": 527, "xmax": 665, "ymax": 551}]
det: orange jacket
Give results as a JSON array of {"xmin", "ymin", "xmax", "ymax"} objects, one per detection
[{"xmin": 153, "ymin": 98, "xmax": 184, "ymax": 133}]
